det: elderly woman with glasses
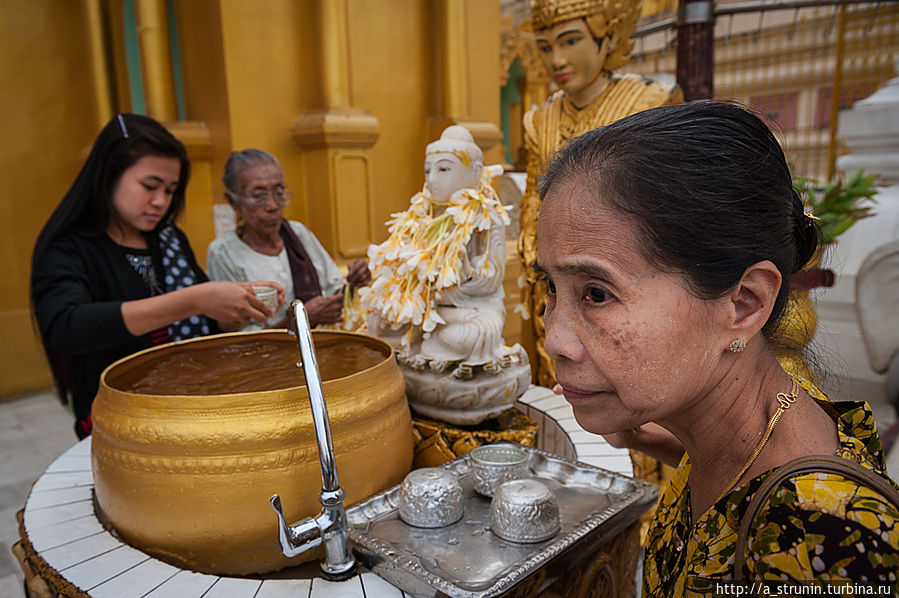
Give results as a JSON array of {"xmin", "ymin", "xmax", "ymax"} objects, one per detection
[{"xmin": 207, "ymin": 149, "xmax": 370, "ymax": 329}]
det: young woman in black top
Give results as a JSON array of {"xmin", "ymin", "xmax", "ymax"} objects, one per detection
[{"xmin": 31, "ymin": 114, "xmax": 282, "ymax": 438}]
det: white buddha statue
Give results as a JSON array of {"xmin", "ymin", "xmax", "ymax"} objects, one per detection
[{"xmin": 361, "ymin": 126, "xmax": 530, "ymax": 425}]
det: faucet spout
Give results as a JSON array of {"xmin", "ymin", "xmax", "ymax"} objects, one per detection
[{"xmin": 269, "ymin": 300, "xmax": 356, "ymax": 581}]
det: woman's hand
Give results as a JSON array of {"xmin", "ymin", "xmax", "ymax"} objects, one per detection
[
  {"xmin": 201, "ymin": 281, "xmax": 277, "ymax": 331},
  {"xmin": 346, "ymin": 259, "xmax": 371, "ymax": 289},
  {"xmin": 249, "ymin": 280, "xmax": 287, "ymax": 308},
  {"xmin": 120, "ymin": 281, "xmax": 279, "ymax": 336},
  {"xmin": 303, "ymin": 293, "xmax": 344, "ymax": 327}
]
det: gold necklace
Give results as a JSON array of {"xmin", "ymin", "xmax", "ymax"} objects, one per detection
[{"xmin": 716, "ymin": 378, "xmax": 799, "ymax": 502}]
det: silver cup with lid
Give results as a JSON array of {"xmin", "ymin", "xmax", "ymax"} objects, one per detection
[
  {"xmin": 490, "ymin": 478, "xmax": 561, "ymax": 543},
  {"xmin": 398, "ymin": 468, "xmax": 464, "ymax": 528}
]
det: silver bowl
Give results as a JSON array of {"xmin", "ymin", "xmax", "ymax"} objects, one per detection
[
  {"xmin": 469, "ymin": 444, "xmax": 530, "ymax": 497},
  {"xmin": 490, "ymin": 479, "xmax": 561, "ymax": 543},
  {"xmin": 398, "ymin": 468, "xmax": 464, "ymax": 528}
]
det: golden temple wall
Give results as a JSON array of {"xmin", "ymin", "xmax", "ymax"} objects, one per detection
[
  {"xmin": 0, "ymin": 0, "xmax": 506, "ymax": 397},
  {"xmin": 0, "ymin": 2, "xmax": 103, "ymax": 396}
]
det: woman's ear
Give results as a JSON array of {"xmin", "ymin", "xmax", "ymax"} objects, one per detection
[
  {"xmin": 225, "ymin": 192, "xmax": 243, "ymax": 222},
  {"xmin": 725, "ymin": 260, "xmax": 782, "ymax": 344},
  {"xmin": 226, "ymin": 191, "xmax": 243, "ymax": 212}
]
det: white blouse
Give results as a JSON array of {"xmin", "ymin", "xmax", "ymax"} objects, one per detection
[{"xmin": 206, "ymin": 221, "xmax": 344, "ymax": 330}]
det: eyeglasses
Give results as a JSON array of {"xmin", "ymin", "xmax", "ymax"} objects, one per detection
[{"xmin": 241, "ymin": 187, "xmax": 294, "ymax": 206}]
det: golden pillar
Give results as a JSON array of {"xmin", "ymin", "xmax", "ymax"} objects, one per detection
[
  {"xmin": 441, "ymin": 0, "xmax": 468, "ymax": 121},
  {"xmin": 430, "ymin": 0, "xmax": 504, "ymax": 152},
  {"xmin": 134, "ymin": 0, "xmax": 177, "ymax": 122},
  {"xmin": 83, "ymin": 0, "xmax": 114, "ymax": 128},
  {"xmin": 132, "ymin": 0, "xmax": 215, "ymax": 260},
  {"xmin": 291, "ymin": 0, "xmax": 380, "ymax": 259}
]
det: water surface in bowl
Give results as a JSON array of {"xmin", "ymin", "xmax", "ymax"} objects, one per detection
[{"xmin": 109, "ymin": 336, "xmax": 388, "ymax": 395}]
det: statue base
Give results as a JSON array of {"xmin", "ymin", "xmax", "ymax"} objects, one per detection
[
  {"xmin": 411, "ymin": 408, "xmax": 538, "ymax": 469},
  {"xmin": 401, "ymin": 345, "xmax": 531, "ymax": 426}
]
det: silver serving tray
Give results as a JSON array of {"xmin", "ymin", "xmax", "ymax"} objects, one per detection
[{"xmin": 347, "ymin": 444, "xmax": 657, "ymax": 598}]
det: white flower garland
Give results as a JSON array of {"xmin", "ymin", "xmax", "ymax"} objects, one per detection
[{"xmin": 359, "ymin": 165, "xmax": 509, "ymax": 335}]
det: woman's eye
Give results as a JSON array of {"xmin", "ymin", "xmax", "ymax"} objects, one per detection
[
  {"xmin": 141, "ymin": 183, "xmax": 158, "ymax": 191},
  {"xmin": 538, "ymin": 44, "xmax": 551, "ymax": 54},
  {"xmin": 563, "ymin": 37, "xmax": 581, "ymax": 47},
  {"xmin": 586, "ymin": 287, "xmax": 610, "ymax": 303}
]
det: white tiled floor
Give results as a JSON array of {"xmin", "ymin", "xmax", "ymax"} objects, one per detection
[{"xmin": 0, "ymin": 390, "xmax": 77, "ymax": 598}]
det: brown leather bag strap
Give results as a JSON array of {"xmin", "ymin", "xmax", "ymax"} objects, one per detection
[{"xmin": 734, "ymin": 455, "xmax": 899, "ymax": 581}]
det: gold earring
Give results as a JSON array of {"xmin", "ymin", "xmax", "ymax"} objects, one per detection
[{"xmin": 729, "ymin": 339, "xmax": 746, "ymax": 353}]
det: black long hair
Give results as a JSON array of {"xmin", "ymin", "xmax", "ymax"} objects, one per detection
[
  {"xmin": 31, "ymin": 113, "xmax": 190, "ymax": 405},
  {"xmin": 32, "ymin": 114, "xmax": 190, "ymax": 268},
  {"xmin": 537, "ymin": 101, "xmax": 819, "ymax": 346}
]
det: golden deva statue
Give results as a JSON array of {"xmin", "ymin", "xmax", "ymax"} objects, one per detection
[{"xmin": 520, "ymin": 0, "xmax": 683, "ymax": 388}]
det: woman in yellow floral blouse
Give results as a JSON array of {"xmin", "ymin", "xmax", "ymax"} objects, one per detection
[{"xmin": 534, "ymin": 101, "xmax": 898, "ymax": 592}]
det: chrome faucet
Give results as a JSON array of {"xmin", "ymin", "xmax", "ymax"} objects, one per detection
[{"xmin": 269, "ymin": 299, "xmax": 356, "ymax": 581}]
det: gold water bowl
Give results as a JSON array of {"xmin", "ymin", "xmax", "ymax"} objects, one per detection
[{"xmin": 90, "ymin": 330, "xmax": 413, "ymax": 575}]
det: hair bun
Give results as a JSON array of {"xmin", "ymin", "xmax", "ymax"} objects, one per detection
[{"xmin": 790, "ymin": 188, "xmax": 819, "ymax": 272}]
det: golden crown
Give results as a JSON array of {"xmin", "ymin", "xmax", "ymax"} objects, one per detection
[{"xmin": 529, "ymin": 0, "xmax": 642, "ymax": 70}]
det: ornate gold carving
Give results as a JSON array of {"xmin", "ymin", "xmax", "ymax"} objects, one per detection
[
  {"xmin": 501, "ymin": 22, "xmax": 549, "ymax": 87},
  {"xmin": 411, "ymin": 409, "xmax": 538, "ymax": 469}
]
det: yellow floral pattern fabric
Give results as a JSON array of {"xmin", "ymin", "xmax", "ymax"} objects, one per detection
[{"xmin": 643, "ymin": 384, "xmax": 899, "ymax": 596}]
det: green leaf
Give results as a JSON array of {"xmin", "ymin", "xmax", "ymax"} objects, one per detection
[
  {"xmin": 830, "ymin": 219, "xmax": 856, "ymax": 238},
  {"xmin": 796, "ymin": 167, "xmax": 880, "ymax": 244}
]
